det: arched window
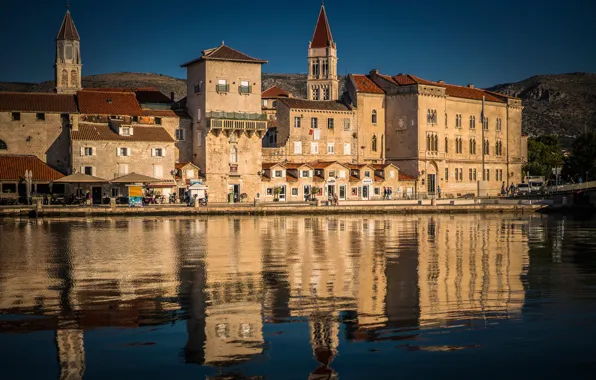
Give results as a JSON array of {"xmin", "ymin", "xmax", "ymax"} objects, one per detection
[
  {"xmin": 372, "ymin": 135, "xmax": 377, "ymax": 152},
  {"xmin": 230, "ymin": 145, "xmax": 238, "ymax": 163},
  {"xmin": 71, "ymin": 70, "xmax": 78, "ymax": 88},
  {"xmin": 61, "ymin": 70, "xmax": 68, "ymax": 87},
  {"xmin": 372, "ymin": 110, "xmax": 377, "ymax": 124},
  {"xmin": 426, "ymin": 135, "xmax": 431, "ymax": 151},
  {"xmin": 0, "ymin": 140, "xmax": 7, "ymax": 150}
]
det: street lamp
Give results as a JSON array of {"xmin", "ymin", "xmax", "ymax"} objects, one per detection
[{"xmin": 24, "ymin": 170, "xmax": 32, "ymax": 205}]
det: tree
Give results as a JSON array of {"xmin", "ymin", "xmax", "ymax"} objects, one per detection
[
  {"xmin": 524, "ymin": 135, "xmax": 564, "ymax": 178},
  {"xmin": 563, "ymin": 132, "xmax": 596, "ymax": 181}
]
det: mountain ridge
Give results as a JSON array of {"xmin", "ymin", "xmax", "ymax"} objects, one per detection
[{"xmin": 2, "ymin": 71, "xmax": 594, "ymax": 146}]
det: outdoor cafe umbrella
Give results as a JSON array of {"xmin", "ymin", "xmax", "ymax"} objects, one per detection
[
  {"xmin": 53, "ymin": 172, "xmax": 107, "ymax": 194},
  {"xmin": 109, "ymin": 172, "xmax": 162, "ymax": 184}
]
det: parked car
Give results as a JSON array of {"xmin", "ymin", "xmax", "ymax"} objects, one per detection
[{"xmin": 516, "ymin": 183, "xmax": 531, "ymax": 196}]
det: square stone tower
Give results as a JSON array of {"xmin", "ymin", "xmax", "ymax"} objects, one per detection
[{"xmin": 307, "ymin": 4, "xmax": 339, "ymax": 101}]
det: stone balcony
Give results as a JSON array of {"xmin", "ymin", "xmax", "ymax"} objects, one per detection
[{"xmin": 207, "ymin": 111, "xmax": 268, "ymax": 132}]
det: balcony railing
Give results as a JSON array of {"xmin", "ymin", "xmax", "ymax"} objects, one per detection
[
  {"xmin": 216, "ymin": 84, "xmax": 229, "ymax": 93},
  {"xmin": 239, "ymin": 85, "xmax": 252, "ymax": 94},
  {"xmin": 206, "ymin": 111, "xmax": 267, "ymax": 121},
  {"xmin": 210, "ymin": 118, "xmax": 267, "ymax": 131}
]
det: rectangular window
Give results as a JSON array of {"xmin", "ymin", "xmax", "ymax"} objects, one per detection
[
  {"xmin": 496, "ymin": 118, "xmax": 502, "ymax": 131},
  {"xmin": 83, "ymin": 166, "xmax": 93, "ymax": 175},
  {"xmin": 351, "ymin": 187, "xmax": 358, "ymax": 196},
  {"xmin": 11, "ymin": 112, "xmax": 20, "ymax": 121},
  {"xmin": 197, "ymin": 132, "xmax": 202, "ymax": 147},
  {"xmin": 311, "ymin": 142, "xmax": 319, "ymax": 154},
  {"xmin": 217, "ymin": 79, "xmax": 229, "ymax": 93},
  {"xmin": 343, "ymin": 119, "xmax": 351, "ymax": 131},
  {"xmin": 239, "ymin": 80, "xmax": 251, "ymax": 94},
  {"xmin": 118, "ymin": 147, "xmax": 130, "ymax": 157},
  {"xmin": 327, "ymin": 143, "xmax": 335, "ymax": 154},
  {"xmin": 445, "ymin": 168, "xmax": 449, "ymax": 181},
  {"xmin": 343, "ymin": 143, "xmax": 351, "ymax": 155},
  {"xmin": 293, "ymin": 141, "xmax": 302, "ymax": 154},
  {"xmin": 84, "ymin": 147, "xmax": 93, "ymax": 156},
  {"xmin": 152, "ymin": 148, "xmax": 164, "ymax": 157},
  {"xmin": 329, "ymin": 170, "xmax": 336, "ymax": 178},
  {"xmin": 292, "ymin": 188, "xmax": 298, "ymax": 196},
  {"xmin": 301, "ymin": 170, "xmax": 310, "ymax": 178},
  {"xmin": 311, "ymin": 117, "xmax": 318, "ymax": 129},
  {"xmin": 469, "ymin": 168, "xmax": 473, "ymax": 181},
  {"xmin": 469, "ymin": 116, "xmax": 476, "ymax": 129},
  {"xmin": 327, "ymin": 118, "xmax": 334, "ymax": 129},
  {"xmin": 486, "ymin": 169, "xmax": 490, "ymax": 181},
  {"xmin": 364, "ymin": 170, "xmax": 371, "ymax": 178},
  {"xmin": 36, "ymin": 113, "xmax": 45, "ymax": 121},
  {"xmin": 155, "ymin": 117, "xmax": 162, "ymax": 125},
  {"xmin": 267, "ymin": 188, "xmax": 273, "ymax": 196},
  {"xmin": 274, "ymin": 170, "xmax": 283, "ymax": 178},
  {"xmin": 197, "ymin": 108, "xmax": 202, "ymax": 121},
  {"xmin": 111, "ymin": 188, "xmax": 119, "ymax": 197},
  {"xmin": 176, "ymin": 128, "xmax": 185, "ymax": 141},
  {"xmin": 483, "ymin": 117, "xmax": 489, "ymax": 130},
  {"xmin": 121, "ymin": 127, "xmax": 131, "ymax": 136},
  {"xmin": 118, "ymin": 164, "xmax": 129, "ymax": 176},
  {"xmin": 194, "ymin": 81, "xmax": 203, "ymax": 93},
  {"xmin": 339, "ymin": 170, "xmax": 346, "ymax": 178},
  {"xmin": 294, "ymin": 117, "xmax": 301, "ymax": 128},
  {"xmin": 473, "ymin": 168, "xmax": 477, "ymax": 181},
  {"xmin": 153, "ymin": 165, "xmax": 163, "ymax": 179}
]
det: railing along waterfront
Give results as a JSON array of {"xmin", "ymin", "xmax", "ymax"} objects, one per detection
[{"xmin": 542, "ymin": 180, "xmax": 596, "ymax": 194}]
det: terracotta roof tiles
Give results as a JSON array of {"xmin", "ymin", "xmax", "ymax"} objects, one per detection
[
  {"xmin": 141, "ymin": 109, "xmax": 177, "ymax": 117},
  {"xmin": 0, "ymin": 155, "xmax": 64, "ymax": 181},
  {"xmin": 71, "ymin": 124, "xmax": 175, "ymax": 142},
  {"xmin": 181, "ymin": 44, "xmax": 267, "ymax": 67},
  {"xmin": 261, "ymin": 86, "xmax": 290, "ymax": 98},
  {"xmin": 0, "ymin": 92, "xmax": 77, "ymax": 113},
  {"xmin": 77, "ymin": 91, "xmax": 143, "ymax": 116},
  {"xmin": 351, "ymin": 75, "xmax": 384, "ymax": 94},
  {"xmin": 399, "ymin": 172, "xmax": 417, "ymax": 181}
]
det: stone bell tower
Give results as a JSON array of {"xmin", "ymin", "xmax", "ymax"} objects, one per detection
[
  {"xmin": 307, "ymin": 3, "xmax": 338, "ymax": 101},
  {"xmin": 55, "ymin": 6, "xmax": 82, "ymax": 94}
]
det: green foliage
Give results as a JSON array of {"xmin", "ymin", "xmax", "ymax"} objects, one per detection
[
  {"xmin": 524, "ymin": 135, "xmax": 564, "ymax": 177},
  {"xmin": 563, "ymin": 132, "xmax": 596, "ymax": 180}
]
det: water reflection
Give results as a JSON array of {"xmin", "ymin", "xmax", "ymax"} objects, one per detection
[{"xmin": 0, "ymin": 215, "xmax": 542, "ymax": 378}]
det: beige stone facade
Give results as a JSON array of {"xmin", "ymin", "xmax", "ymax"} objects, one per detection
[
  {"xmin": 347, "ymin": 71, "xmax": 525, "ymax": 197},
  {"xmin": 182, "ymin": 44, "xmax": 268, "ymax": 202}
]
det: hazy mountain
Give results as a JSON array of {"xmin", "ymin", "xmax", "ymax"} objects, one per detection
[
  {"xmin": 487, "ymin": 73, "xmax": 596, "ymax": 145},
  {"xmin": 2, "ymin": 71, "xmax": 594, "ymax": 146}
]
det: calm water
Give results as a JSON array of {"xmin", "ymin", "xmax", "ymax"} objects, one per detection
[{"xmin": 1, "ymin": 214, "xmax": 596, "ymax": 379}]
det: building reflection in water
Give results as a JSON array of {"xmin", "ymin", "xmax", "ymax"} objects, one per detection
[{"xmin": 0, "ymin": 215, "xmax": 534, "ymax": 378}]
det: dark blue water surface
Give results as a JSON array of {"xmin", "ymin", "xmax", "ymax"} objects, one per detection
[{"xmin": 1, "ymin": 214, "xmax": 596, "ymax": 379}]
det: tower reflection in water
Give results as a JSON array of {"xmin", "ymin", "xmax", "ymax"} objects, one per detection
[{"xmin": 0, "ymin": 215, "xmax": 532, "ymax": 378}]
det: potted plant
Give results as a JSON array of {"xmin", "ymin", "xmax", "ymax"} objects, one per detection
[{"xmin": 273, "ymin": 186, "xmax": 282, "ymax": 201}]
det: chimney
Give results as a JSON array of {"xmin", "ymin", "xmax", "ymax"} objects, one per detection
[
  {"xmin": 369, "ymin": 69, "xmax": 379, "ymax": 80},
  {"xmin": 438, "ymin": 80, "xmax": 445, "ymax": 84},
  {"xmin": 467, "ymin": 84, "xmax": 474, "ymax": 89},
  {"xmin": 170, "ymin": 92, "xmax": 175, "ymax": 102}
]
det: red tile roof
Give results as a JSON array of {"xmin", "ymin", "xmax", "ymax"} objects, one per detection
[
  {"xmin": 141, "ymin": 109, "xmax": 177, "ymax": 117},
  {"xmin": 181, "ymin": 44, "xmax": 267, "ymax": 67},
  {"xmin": 175, "ymin": 162, "xmax": 199, "ymax": 171},
  {"xmin": 284, "ymin": 162, "xmax": 313, "ymax": 170},
  {"xmin": 82, "ymin": 87, "xmax": 171, "ymax": 104},
  {"xmin": 286, "ymin": 174, "xmax": 298, "ymax": 183},
  {"xmin": 261, "ymin": 86, "xmax": 290, "ymax": 98},
  {"xmin": 0, "ymin": 92, "xmax": 77, "ymax": 113},
  {"xmin": 279, "ymin": 98, "xmax": 351, "ymax": 111},
  {"xmin": 0, "ymin": 155, "xmax": 64, "ymax": 181},
  {"xmin": 71, "ymin": 124, "xmax": 175, "ymax": 142},
  {"xmin": 56, "ymin": 10, "xmax": 80, "ymax": 41},
  {"xmin": 308, "ymin": 161, "xmax": 338, "ymax": 169},
  {"xmin": 351, "ymin": 75, "xmax": 384, "ymax": 94},
  {"xmin": 77, "ymin": 91, "xmax": 143, "ymax": 116},
  {"xmin": 310, "ymin": 5, "xmax": 334, "ymax": 49},
  {"xmin": 349, "ymin": 175, "xmax": 360, "ymax": 182},
  {"xmin": 390, "ymin": 74, "xmax": 507, "ymax": 103},
  {"xmin": 399, "ymin": 172, "xmax": 417, "ymax": 181},
  {"xmin": 262, "ymin": 162, "xmax": 284, "ymax": 170}
]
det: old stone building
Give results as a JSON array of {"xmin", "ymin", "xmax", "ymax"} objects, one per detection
[
  {"xmin": 345, "ymin": 70, "xmax": 525, "ymax": 197},
  {"xmin": 261, "ymin": 86, "xmax": 291, "ymax": 148},
  {"xmin": 307, "ymin": 4, "xmax": 339, "ymax": 101},
  {"xmin": 181, "ymin": 44, "xmax": 268, "ymax": 202},
  {"xmin": 55, "ymin": 7, "xmax": 82, "ymax": 94}
]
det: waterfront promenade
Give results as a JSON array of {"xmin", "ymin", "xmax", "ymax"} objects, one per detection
[{"xmin": 0, "ymin": 198, "xmax": 544, "ymax": 217}]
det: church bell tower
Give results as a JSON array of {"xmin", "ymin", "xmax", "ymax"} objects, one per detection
[
  {"xmin": 55, "ymin": 6, "xmax": 82, "ymax": 94},
  {"xmin": 307, "ymin": 3, "xmax": 338, "ymax": 101}
]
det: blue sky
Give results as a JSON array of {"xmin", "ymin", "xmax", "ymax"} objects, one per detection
[{"xmin": 0, "ymin": 0, "xmax": 594, "ymax": 88}]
